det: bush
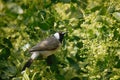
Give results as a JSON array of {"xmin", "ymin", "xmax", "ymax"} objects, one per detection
[{"xmin": 0, "ymin": 0, "xmax": 120, "ymax": 80}]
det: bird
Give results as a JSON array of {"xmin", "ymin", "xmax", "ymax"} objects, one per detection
[{"xmin": 22, "ymin": 32, "xmax": 66, "ymax": 72}]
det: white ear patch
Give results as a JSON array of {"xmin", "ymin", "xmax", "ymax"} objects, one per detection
[{"xmin": 54, "ymin": 32, "xmax": 60, "ymax": 40}]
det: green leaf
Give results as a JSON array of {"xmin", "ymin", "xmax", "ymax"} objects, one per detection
[
  {"xmin": 39, "ymin": 22, "xmax": 50, "ymax": 30},
  {"xmin": 3, "ymin": 38, "xmax": 13, "ymax": 48},
  {"xmin": 71, "ymin": 77, "xmax": 80, "ymax": 80},
  {"xmin": 113, "ymin": 12, "xmax": 120, "ymax": 22},
  {"xmin": 23, "ymin": 70, "xmax": 30, "ymax": 80},
  {"xmin": 0, "ymin": 48, "xmax": 10, "ymax": 60},
  {"xmin": 76, "ymin": 41, "xmax": 83, "ymax": 48},
  {"xmin": 55, "ymin": 74, "xmax": 65, "ymax": 80},
  {"xmin": 66, "ymin": 57, "xmax": 80, "ymax": 70}
]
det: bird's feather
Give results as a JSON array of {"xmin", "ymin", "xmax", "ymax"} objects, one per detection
[{"xmin": 29, "ymin": 36, "xmax": 60, "ymax": 52}]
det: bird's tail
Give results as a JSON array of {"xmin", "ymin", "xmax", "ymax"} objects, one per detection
[{"xmin": 22, "ymin": 58, "xmax": 33, "ymax": 71}]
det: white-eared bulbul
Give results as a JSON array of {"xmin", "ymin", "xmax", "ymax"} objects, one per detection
[{"xmin": 22, "ymin": 32, "xmax": 65, "ymax": 71}]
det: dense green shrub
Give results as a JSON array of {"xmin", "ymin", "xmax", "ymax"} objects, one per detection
[{"xmin": 0, "ymin": 0, "xmax": 120, "ymax": 80}]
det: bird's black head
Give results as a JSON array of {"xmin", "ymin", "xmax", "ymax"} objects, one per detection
[{"xmin": 54, "ymin": 32, "xmax": 66, "ymax": 43}]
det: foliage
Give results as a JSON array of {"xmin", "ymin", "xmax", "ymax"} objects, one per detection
[{"xmin": 0, "ymin": 0, "xmax": 120, "ymax": 80}]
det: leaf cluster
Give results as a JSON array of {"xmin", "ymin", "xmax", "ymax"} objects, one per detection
[{"xmin": 0, "ymin": 0, "xmax": 120, "ymax": 80}]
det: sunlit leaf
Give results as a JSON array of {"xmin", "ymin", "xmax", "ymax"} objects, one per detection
[
  {"xmin": 1, "ymin": 0, "xmax": 120, "ymax": 79},
  {"xmin": 113, "ymin": 12, "xmax": 120, "ymax": 22}
]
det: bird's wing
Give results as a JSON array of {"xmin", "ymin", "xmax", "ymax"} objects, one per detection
[{"xmin": 29, "ymin": 36, "xmax": 60, "ymax": 52}]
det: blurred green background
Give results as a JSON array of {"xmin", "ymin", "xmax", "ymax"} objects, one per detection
[{"xmin": 0, "ymin": 0, "xmax": 120, "ymax": 80}]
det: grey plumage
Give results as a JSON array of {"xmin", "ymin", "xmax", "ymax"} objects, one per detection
[
  {"xmin": 22, "ymin": 32, "xmax": 65, "ymax": 72},
  {"xmin": 29, "ymin": 36, "xmax": 60, "ymax": 52}
]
